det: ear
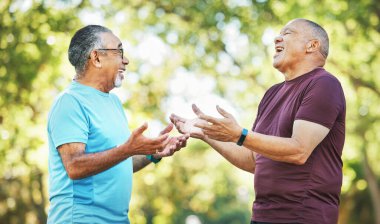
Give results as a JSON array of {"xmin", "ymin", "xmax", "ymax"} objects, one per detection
[
  {"xmin": 306, "ymin": 39, "xmax": 320, "ymax": 53},
  {"xmin": 88, "ymin": 50, "xmax": 102, "ymax": 68}
]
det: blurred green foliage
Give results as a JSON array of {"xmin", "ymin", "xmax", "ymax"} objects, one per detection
[{"xmin": 0, "ymin": 0, "xmax": 379, "ymax": 223}]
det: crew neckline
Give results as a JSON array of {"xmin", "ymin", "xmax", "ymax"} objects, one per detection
[
  {"xmin": 71, "ymin": 81, "xmax": 110, "ymax": 97},
  {"xmin": 285, "ymin": 67, "xmax": 324, "ymax": 84}
]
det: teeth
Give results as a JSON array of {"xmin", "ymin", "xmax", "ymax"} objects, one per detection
[{"xmin": 275, "ymin": 46, "xmax": 284, "ymax": 52}]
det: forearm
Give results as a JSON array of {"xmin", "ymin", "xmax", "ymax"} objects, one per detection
[
  {"xmin": 243, "ymin": 132, "xmax": 305, "ymax": 164},
  {"xmin": 204, "ymin": 137, "xmax": 255, "ymax": 173},
  {"xmin": 132, "ymin": 155, "xmax": 151, "ymax": 173},
  {"xmin": 65, "ymin": 145, "xmax": 132, "ymax": 179}
]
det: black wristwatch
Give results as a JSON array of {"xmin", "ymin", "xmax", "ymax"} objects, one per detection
[
  {"xmin": 146, "ymin": 155, "xmax": 162, "ymax": 164},
  {"xmin": 237, "ymin": 128, "xmax": 248, "ymax": 146}
]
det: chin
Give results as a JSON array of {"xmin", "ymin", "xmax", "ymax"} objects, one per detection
[{"xmin": 273, "ymin": 61, "xmax": 280, "ymax": 69}]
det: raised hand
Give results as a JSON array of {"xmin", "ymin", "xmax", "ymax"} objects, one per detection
[
  {"xmin": 154, "ymin": 124, "xmax": 189, "ymax": 158},
  {"xmin": 169, "ymin": 113, "xmax": 206, "ymax": 139},
  {"xmin": 193, "ymin": 104, "xmax": 242, "ymax": 142},
  {"xmin": 123, "ymin": 122, "xmax": 169, "ymax": 155}
]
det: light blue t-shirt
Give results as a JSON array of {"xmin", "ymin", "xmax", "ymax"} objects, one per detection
[{"xmin": 47, "ymin": 81, "xmax": 132, "ymax": 224}]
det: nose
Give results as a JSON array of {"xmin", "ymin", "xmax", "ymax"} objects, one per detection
[
  {"xmin": 122, "ymin": 56, "xmax": 129, "ymax": 65},
  {"xmin": 274, "ymin": 35, "xmax": 283, "ymax": 44}
]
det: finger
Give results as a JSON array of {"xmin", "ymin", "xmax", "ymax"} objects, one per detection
[
  {"xmin": 193, "ymin": 122, "xmax": 205, "ymax": 129},
  {"xmin": 199, "ymin": 114, "xmax": 220, "ymax": 124},
  {"xmin": 134, "ymin": 122, "xmax": 148, "ymax": 136},
  {"xmin": 194, "ymin": 122, "xmax": 214, "ymax": 132},
  {"xmin": 170, "ymin": 115, "xmax": 187, "ymax": 132},
  {"xmin": 150, "ymin": 134, "xmax": 169, "ymax": 146},
  {"xmin": 172, "ymin": 123, "xmax": 186, "ymax": 134},
  {"xmin": 192, "ymin": 104, "xmax": 206, "ymax": 117},
  {"xmin": 180, "ymin": 134, "xmax": 190, "ymax": 141},
  {"xmin": 160, "ymin": 123, "xmax": 173, "ymax": 135},
  {"xmin": 216, "ymin": 105, "xmax": 232, "ymax": 118},
  {"xmin": 174, "ymin": 139, "xmax": 181, "ymax": 149},
  {"xmin": 178, "ymin": 137, "xmax": 187, "ymax": 147},
  {"xmin": 170, "ymin": 114, "xmax": 187, "ymax": 123}
]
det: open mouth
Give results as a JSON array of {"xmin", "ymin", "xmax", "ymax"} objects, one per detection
[
  {"xmin": 118, "ymin": 69, "xmax": 125, "ymax": 79},
  {"xmin": 275, "ymin": 46, "xmax": 284, "ymax": 53}
]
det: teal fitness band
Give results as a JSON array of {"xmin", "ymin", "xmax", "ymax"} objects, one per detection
[
  {"xmin": 146, "ymin": 154, "xmax": 162, "ymax": 164},
  {"xmin": 237, "ymin": 128, "xmax": 248, "ymax": 146}
]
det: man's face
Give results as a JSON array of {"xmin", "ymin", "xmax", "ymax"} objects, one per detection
[
  {"xmin": 273, "ymin": 20, "xmax": 311, "ymax": 73},
  {"xmin": 98, "ymin": 32, "xmax": 129, "ymax": 88}
]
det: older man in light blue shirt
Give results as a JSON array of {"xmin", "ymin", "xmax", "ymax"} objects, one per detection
[{"xmin": 47, "ymin": 25, "xmax": 188, "ymax": 223}]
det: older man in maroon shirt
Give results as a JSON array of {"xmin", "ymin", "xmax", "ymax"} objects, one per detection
[{"xmin": 171, "ymin": 18, "xmax": 346, "ymax": 224}]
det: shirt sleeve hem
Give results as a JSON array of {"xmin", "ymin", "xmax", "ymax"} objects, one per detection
[
  {"xmin": 295, "ymin": 117, "xmax": 333, "ymax": 129},
  {"xmin": 54, "ymin": 138, "xmax": 87, "ymax": 149}
]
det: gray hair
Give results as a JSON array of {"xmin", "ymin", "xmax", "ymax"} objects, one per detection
[
  {"xmin": 68, "ymin": 25, "xmax": 111, "ymax": 78},
  {"xmin": 299, "ymin": 19, "xmax": 329, "ymax": 58}
]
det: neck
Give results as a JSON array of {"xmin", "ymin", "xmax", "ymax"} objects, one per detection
[
  {"xmin": 282, "ymin": 58, "xmax": 325, "ymax": 81},
  {"xmin": 283, "ymin": 66, "xmax": 322, "ymax": 81},
  {"xmin": 75, "ymin": 71, "xmax": 112, "ymax": 93}
]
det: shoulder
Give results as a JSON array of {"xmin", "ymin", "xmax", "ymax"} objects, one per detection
[
  {"xmin": 307, "ymin": 69, "xmax": 344, "ymax": 96},
  {"xmin": 48, "ymin": 90, "xmax": 84, "ymax": 121},
  {"xmin": 302, "ymin": 69, "xmax": 346, "ymax": 109},
  {"xmin": 53, "ymin": 90, "xmax": 82, "ymax": 109},
  {"xmin": 311, "ymin": 68, "xmax": 342, "ymax": 85}
]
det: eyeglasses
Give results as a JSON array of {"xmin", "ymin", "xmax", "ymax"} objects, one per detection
[{"xmin": 94, "ymin": 48, "xmax": 124, "ymax": 59}]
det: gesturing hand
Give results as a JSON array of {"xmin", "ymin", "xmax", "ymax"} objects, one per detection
[
  {"xmin": 170, "ymin": 113, "xmax": 207, "ymax": 140},
  {"xmin": 124, "ymin": 122, "xmax": 169, "ymax": 155},
  {"xmin": 192, "ymin": 104, "xmax": 242, "ymax": 143},
  {"xmin": 154, "ymin": 123, "xmax": 189, "ymax": 158}
]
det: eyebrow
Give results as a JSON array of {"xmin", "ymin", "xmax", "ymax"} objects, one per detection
[
  {"xmin": 280, "ymin": 27, "xmax": 296, "ymax": 34},
  {"xmin": 118, "ymin": 43, "xmax": 122, "ymax": 48}
]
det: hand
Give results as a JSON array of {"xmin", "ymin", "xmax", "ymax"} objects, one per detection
[
  {"xmin": 170, "ymin": 113, "xmax": 206, "ymax": 139},
  {"xmin": 193, "ymin": 104, "xmax": 242, "ymax": 142},
  {"xmin": 154, "ymin": 124, "xmax": 190, "ymax": 158},
  {"xmin": 123, "ymin": 122, "xmax": 169, "ymax": 155}
]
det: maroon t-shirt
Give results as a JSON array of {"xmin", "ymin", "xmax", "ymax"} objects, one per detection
[{"xmin": 252, "ymin": 68, "xmax": 346, "ymax": 224}]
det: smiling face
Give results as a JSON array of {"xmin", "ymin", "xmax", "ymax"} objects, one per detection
[
  {"xmin": 273, "ymin": 19, "xmax": 312, "ymax": 74},
  {"xmin": 98, "ymin": 32, "xmax": 129, "ymax": 89}
]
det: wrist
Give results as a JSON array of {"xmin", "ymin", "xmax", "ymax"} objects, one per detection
[
  {"xmin": 153, "ymin": 154, "xmax": 162, "ymax": 160},
  {"xmin": 237, "ymin": 128, "xmax": 248, "ymax": 146},
  {"xmin": 146, "ymin": 154, "xmax": 162, "ymax": 164},
  {"xmin": 118, "ymin": 143, "xmax": 133, "ymax": 159}
]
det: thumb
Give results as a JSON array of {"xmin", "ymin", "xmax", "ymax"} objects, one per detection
[
  {"xmin": 160, "ymin": 123, "xmax": 173, "ymax": 135},
  {"xmin": 216, "ymin": 105, "xmax": 231, "ymax": 118},
  {"xmin": 134, "ymin": 122, "xmax": 148, "ymax": 136}
]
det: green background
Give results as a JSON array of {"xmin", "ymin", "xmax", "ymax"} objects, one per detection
[{"xmin": 0, "ymin": 0, "xmax": 379, "ymax": 223}]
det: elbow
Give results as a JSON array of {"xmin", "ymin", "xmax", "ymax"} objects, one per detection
[
  {"xmin": 64, "ymin": 161, "xmax": 83, "ymax": 180},
  {"xmin": 249, "ymin": 164, "xmax": 256, "ymax": 174},
  {"xmin": 66, "ymin": 167, "xmax": 81, "ymax": 180},
  {"xmin": 243, "ymin": 165, "xmax": 255, "ymax": 174},
  {"xmin": 241, "ymin": 162, "xmax": 255, "ymax": 174},
  {"xmin": 240, "ymin": 165, "xmax": 255, "ymax": 174},
  {"xmin": 289, "ymin": 147, "xmax": 309, "ymax": 165},
  {"xmin": 292, "ymin": 156, "xmax": 307, "ymax": 165}
]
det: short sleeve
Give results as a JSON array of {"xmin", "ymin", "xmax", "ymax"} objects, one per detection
[
  {"xmin": 48, "ymin": 94, "xmax": 89, "ymax": 149},
  {"xmin": 295, "ymin": 76, "xmax": 345, "ymax": 129}
]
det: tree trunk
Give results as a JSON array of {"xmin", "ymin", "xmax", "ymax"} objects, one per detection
[{"xmin": 363, "ymin": 144, "xmax": 380, "ymax": 224}]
